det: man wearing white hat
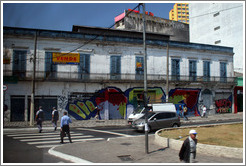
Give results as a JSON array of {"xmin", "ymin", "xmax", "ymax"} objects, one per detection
[{"xmin": 179, "ymin": 129, "xmax": 198, "ymax": 163}]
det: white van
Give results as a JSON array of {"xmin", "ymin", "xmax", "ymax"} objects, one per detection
[{"xmin": 127, "ymin": 103, "xmax": 177, "ymax": 125}]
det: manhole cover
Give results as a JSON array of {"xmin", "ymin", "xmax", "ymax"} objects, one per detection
[{"xmin": 118, "ymin": 155, "xmax": 134, "ymax": 161}]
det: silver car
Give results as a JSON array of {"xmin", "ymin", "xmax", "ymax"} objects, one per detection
[{"xmin": 131, "ymin": 111, "xmax": 181, "ymax": 132}]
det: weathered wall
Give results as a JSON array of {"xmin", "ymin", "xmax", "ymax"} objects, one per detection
[{"xmin": 123, "ymin": 11, "xmax": 189, "ymax": 42}]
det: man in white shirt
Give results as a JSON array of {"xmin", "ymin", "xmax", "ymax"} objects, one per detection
[
  {"xmin": 179, "ymin": 129, "xmax": 198, "ymax": 163},
  {"xmin": 35, "ymin": 106, "xmax": 44, "ymax": 133},
  {"xmin": 52, "ymin": 107, "xmax": 59, "ymax": 131},
  {"xmin": 202, "ymin": 105, "xmax": 207, "ymax": 118}
]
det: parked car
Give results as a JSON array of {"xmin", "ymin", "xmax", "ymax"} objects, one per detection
[
  {"xmin": 128, "ymin": 103, "xmax": 177, "ymax": 125},
  {"xmin": 131, "ymin": 111, "xmax": 180, "ymax": 132}
]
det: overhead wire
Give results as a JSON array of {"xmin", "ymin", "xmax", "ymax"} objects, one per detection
[
  {"xmin": 189, "ymin": 4, "xmax": 243, "ymax": 20},
  {"xmin": 5, "ymin": 4, "xmax": 243, "ymax": 63},
  {"xmin": 7, "ymin": 3, "xmax": 143, "ymax": 63}
]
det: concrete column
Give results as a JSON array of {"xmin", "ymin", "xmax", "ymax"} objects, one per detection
[
  {"xmin": 24, "ymin": 95, "xmax": 28, "ymax": 122},
  {"xmin": 104, "ymin": 101, "xmax": 109, "ymax": 120}
]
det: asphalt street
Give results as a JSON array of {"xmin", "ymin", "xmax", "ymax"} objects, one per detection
[{"xmin": 2, "ymin": 113, "xmax": 244, "ymax": 164}]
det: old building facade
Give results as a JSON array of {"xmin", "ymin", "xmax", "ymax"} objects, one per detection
[{"xmin": 3, "ymin": 26, "xmax": 235, "ymax": 122}]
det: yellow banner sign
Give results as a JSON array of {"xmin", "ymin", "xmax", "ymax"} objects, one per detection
[{"xmin": 53, "ymin": 53, "xmax": 80, "ymax": 64}]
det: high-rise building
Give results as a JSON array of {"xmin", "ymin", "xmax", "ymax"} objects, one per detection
[
  {"xmin": 169, "ymin": 3, "xmax": 189, "ymax": 24},
  {"xmin": 189, "ymin": 3, "xmax": 243, "ymax": 74}
]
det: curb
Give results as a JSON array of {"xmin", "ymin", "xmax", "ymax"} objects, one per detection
[
  {"xmin": 154, "ymin": 124, "xmax": 243, "ymax": 159},
  {"xmin": 48, "ymin": 146, "xmax": 92, "ymax": 163}
]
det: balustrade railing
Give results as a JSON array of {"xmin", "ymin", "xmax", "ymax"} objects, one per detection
[{"xmin": 3, "ymin": 70, "xmax": 236, "ymax": 84}]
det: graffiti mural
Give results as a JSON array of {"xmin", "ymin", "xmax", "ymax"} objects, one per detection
[
  {"xmin": 125, "ymin": 87, "xmax": 166, "ymax": 118},
  {"xmin": 215, "ymin": 95, "xmax": 232, "ymax": 113},
  {"xmin": 168, "ymin": 88, "xmax": 201, "ymax": 116},
  {"xmin": 93, "ymin": 87, "xmax": 128, "ymax": 120},
  {"xmin": 66, "ymin": 87, "xmax": 166, "ymax": 120},
  {"xmin": 68, "ymin": 100, "xmax": 97, "ymax": 120}
]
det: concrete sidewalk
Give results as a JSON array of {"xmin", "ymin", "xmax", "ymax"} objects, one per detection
[{"xmin": 51, "ymin": 135, "xmax": 243, "ymax": 163}]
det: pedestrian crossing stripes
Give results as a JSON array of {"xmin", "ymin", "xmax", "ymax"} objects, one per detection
[{"xmin": 4, "ymin": 130, "xmax": 105, "ymax": 149}]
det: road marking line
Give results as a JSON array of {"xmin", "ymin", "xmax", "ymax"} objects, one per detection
[
  {"xmin": 77, "ymin": 128, "xmax": 132, "ymax": 137},
  {"xmin": 49, "ymin": 146, "xmax": 92, "ymax": 163},
  {"xmin": 12, "ymin": 133, "xmax": 83, "ymax": 139},
  {"xmin": 20, "ymin": 135, "xmax": 93, "ymax": 142},
  {"xmin": 6, "ymin": 131, "xmax": 77, "ymax": 137},
  {"xmin": 27, "ymin": 137, "xmax": 104, "ymax": 144},
  {"xmin": 36, "ymin": 145, "xmax": 61, "ymax": 148}
]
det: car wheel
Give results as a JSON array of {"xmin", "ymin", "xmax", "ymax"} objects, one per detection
[{"xmin": 172, "ymin": 123, "xmax": 179, "ymax": 128}]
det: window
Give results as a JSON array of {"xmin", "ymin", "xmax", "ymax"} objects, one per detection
[
  {"xmin": 220, "ymin": 62, "xmax": 227, "ymax": 82},
  {"xmin": 203, "ymin": 61, "xmax": 210, "ymax": 82},
  {"xmin": 189, "ymin": 60, "xmax": 197, "ymax": 81},
  {"xmin": 151, "ymin": 112, "xmax": 176, "ymax": 120},
  {"xmin": 171, "ymin": 59, "xmax": 180, "ymax": 81},
  {"xmin": 214, "ymin": 26, "xmax": 220, "ymax": 31},
  {"xmin": 110, "ymin": 56, "xmax": 121, "ymax": 80},
  {"xmin": 136, "ymin": 56, "xmax": 144, "ymax": 80},
  {"xmin": 79, "ymin": 54, "xmax": 90, "ymax": 80},
  {"xmin": 215, "ymin": 40, "xmax": 221, "ymax": 44},
  {"xmin": 45, "ymin": 52, "xmax": 57, "ymax": 79},
  {"xmin": 13, "ymin": 50, "xmax": 27, "ymax": 78},
  {"xmin": 214, "ymin": 12, "xmax": 220, "ymax": 17}
]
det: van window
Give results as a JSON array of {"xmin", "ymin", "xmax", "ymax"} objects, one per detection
[
  {"xmin": 140, "ymin": 112, "xmax": 155, "ymax": 119},
  {"xmin": 151, "ymin": 112, "xmax": 176, "ymax": 120}
]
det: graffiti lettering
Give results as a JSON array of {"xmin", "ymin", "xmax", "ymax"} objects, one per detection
[{"xmin": 215, "ymin": 99, "xmax": 232, "ymax": 113}]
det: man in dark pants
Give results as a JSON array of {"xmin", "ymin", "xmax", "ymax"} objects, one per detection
[
  {"xmin": 52, "ymin": 107, "xmax": 59, "ymax": 131},
  {"xmin": 35, "ymin": 106, "xmax": 44, "ymax": 133},
  {"xmin": 60, "ymin": 111, "xmax": 72, "ymax": 144},
  {"xmin": 179, "ymin": 129, "xmax": 198, "ymax": 163}
]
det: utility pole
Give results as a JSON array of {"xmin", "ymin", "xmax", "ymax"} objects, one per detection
[
  {"xmin": 166, "ymin": 42, "xmax": 169, "ymax": 102},
  {"xmin": 30, "ymin": 30, "xmax": 37, "ymax": 126},
  {"xmin": 142, "ymin": 3, "xmax": 149, "ymax": 154}
]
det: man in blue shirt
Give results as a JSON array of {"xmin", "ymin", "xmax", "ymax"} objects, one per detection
[{"xmin": 60, "ymin": 111, "xmax": 72, "ymax": 143}]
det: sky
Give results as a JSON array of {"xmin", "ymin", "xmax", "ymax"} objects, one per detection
[{"xmin": 3, "ymin": 2, "xmax": 175, "ymax": 31}]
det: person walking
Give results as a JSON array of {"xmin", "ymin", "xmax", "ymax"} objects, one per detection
[
  {"xmin": 179, "ymin": 129, "xmax": 198, "ymax": 163},
  {"xmin": 94, "ymin": 106, "xmax": 100, "ymax": 120},
  {"xmin": 179, "ymin": 105, "xmax": 183, "ymax": 118},
  {"xmin": 183, "ymin": 105, "xmax": 188, "ymax": 121},
  {"xmin": 60, "ymin": 111, "xmax": 72, "ymax": 144},
  {"xmin": 202, "ymin": 105, "xmax": 207, "ymax": 118},
  {"xmin": 35, "ymin": 106, "xmax": 44, "ymax": 133},
  {"xmin": 52, "ymin": 107, "xmax": 59, "ymax": 131}
]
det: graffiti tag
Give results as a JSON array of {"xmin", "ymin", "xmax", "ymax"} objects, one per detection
[{"xmin": 215, "ymin": 99, "xmax": 232, "ymax": 113}]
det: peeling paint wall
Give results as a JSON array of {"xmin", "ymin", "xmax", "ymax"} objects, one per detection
[{"xmin": 122, "ymin": 12, "xmax": 189, "ymax": 42}]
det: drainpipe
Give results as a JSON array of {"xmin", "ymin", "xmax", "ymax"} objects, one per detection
[{"xmin": 30, "ymin": 30, "xmax": 37, "ymax": 126}]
